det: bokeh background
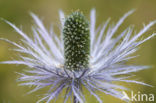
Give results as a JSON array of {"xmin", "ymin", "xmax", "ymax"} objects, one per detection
[{"xmin": 0, "ymin": 0, "xmax": 156, "ymax": 103}]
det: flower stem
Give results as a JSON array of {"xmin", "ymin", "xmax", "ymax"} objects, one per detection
[
  {"xmin": 73, "ymin": 79, "xmax": 81, "ymax": 103},
  {"xmin": 74, "ymin": 95, "xmax": 78, "ymax": 103}
]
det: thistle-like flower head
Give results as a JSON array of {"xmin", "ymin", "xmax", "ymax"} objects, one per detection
[
  {"xmin": 1, "ymin": 9, "xmax": 156, "ymax": 103},
  {"xmin": 63, "ymin": 11, "xmax": 90, "ymax": 71}
]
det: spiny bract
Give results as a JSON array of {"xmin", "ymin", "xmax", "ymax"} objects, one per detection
[{"xmin": 0, "ymin": 9, "xmax": 156, "ymax": 103}]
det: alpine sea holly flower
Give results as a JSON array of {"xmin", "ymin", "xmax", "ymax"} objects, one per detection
[{"xmin": 0, "ymin": 9, "xmax": 156, "ymax": 103}]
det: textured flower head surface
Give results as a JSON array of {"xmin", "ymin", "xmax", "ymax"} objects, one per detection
[{"xmin": 1, "ymin": 9, "xmax": 156, "ymax": 103}]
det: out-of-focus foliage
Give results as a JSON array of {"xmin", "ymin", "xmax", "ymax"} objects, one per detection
[{"xmin": 0, "ymin": 0, "xmax": 156, "ymax": 103}]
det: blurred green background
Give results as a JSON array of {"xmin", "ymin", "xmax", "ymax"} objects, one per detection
[{"xmin": 0, "ymin": 0, "xmax": 156, "ymax": 103}]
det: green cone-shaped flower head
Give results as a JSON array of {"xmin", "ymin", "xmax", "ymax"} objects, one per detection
[{"xmin": 63, "ymin": 11, "xmax": 90, "ymax": 71}]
